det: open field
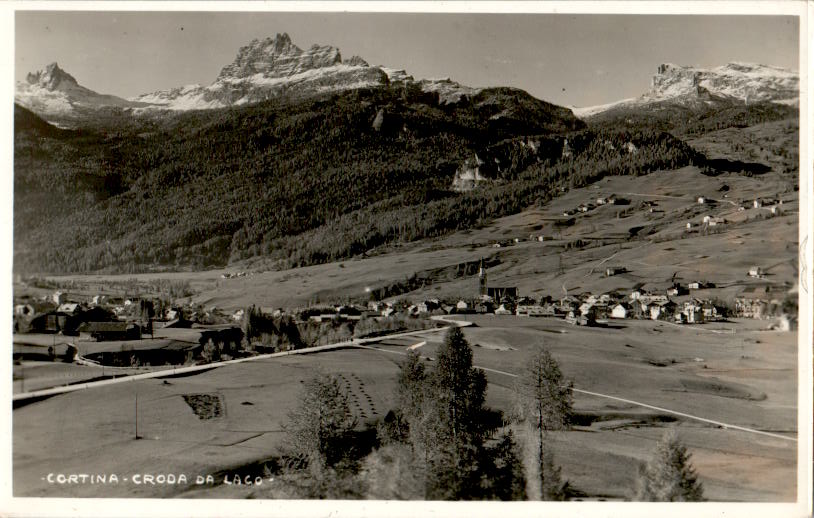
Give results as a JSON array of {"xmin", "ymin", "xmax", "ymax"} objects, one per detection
[
  {"xmin": 13, "ymin": 347, "xmax": 401, "ymax": 498},
  {"xmin": 13, "ymin": 315, "xmax": 796, "ymax": 500},
  {"xmin": 12, "ymin": 361, "xmax": 113, "ymax": 394}
]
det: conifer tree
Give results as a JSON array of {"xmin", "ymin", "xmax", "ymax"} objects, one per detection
[
  {"xmin": 514, "ymin": 348, "xmax": 573, "ymax": 500},
  {"xmin": 283, "ymin": 374, "xmax": 357, "ymax": 474},
  {"xmin": 432, "ymin": 327, "xmax": 488, "ymax": 449},
  {"xmin": 395, "ymin": 350, "xmax": 428, "ymax": 447},
  {"xmin": 485, "ymin": 430, "xmax": 528, "ymax": 501},
  {"xmin": 635, "ymin": 430, "xmax": 704, "ymax": 501}
]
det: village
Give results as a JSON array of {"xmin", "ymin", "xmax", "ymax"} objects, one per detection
[
  {"xmin": 394, "ymin": 257, "xmax": 795, "ymax": 328},
  {"xmin": 11, "ymin": 243, "xmax": 795, "ymax": 373}
]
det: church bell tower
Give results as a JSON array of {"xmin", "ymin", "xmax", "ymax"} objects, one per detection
[{"xmin": 478, "ymin": 258, "xmax": 487, "ymax": 297}]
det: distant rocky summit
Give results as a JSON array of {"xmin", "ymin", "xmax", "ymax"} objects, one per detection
[
  {"xmin": 17, "ymin": 32, "xmax": 485, "ymax": 122},
  {"xmin": 15, "ymin": 62, "xmax": 142, "ymax": 121},
  {"xmin": 26, "ymin": 62, "xmax": 81, "ymax": 91},
  {"xmin": 131, "ymin": 33, "xmax": 389, "ymax": 111},
  {"xmin": 648, "ymin": 62, "xmax": 798, "ymax": 104},
  {"xmin": 573, "ymin": 62, "xmax": 799, "ymax": 118},
  {"xmin": 217, "ymin": 33, "xmax": 342, "ymax": 79}
]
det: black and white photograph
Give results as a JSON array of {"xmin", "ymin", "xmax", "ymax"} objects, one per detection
[{"xmin": 3, "ymin": 2, "xmax": 812, "ymax": 517}]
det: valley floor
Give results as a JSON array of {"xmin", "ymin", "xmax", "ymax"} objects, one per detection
[
  {"xmin": 17, "ymin": 164, "xmax": 801, "ymax": 501},
  {"xmin": 13, "ymin": 316, "xmax": 797, "ymax": 501}
]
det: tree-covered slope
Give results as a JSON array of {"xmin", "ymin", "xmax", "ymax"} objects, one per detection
[
  {"xmin": 15, "ymin": 84, "xmax": 705, "ymax": 274},
  {"xmin": 586, "ymin": 97, "xmax": 797, "ymax": 137}
]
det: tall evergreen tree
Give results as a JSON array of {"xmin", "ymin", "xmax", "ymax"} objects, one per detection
[
  {"xmin": 283, "ymin": 374, "xmax": 357, "ymax": 475},
  {"xmin": 385, "ymin": 327, "xmax": 530, "ymax": 500},
  {"xmin": 433, "ymin": 327, "xmax": 488, "ymax": 447},
  {"xmin": 423, "ymin": 327, "xmax": 488, "ymax": 499},
  {"xmin": 395, "ymin": 350, "xmax": 429, "ymax": 447},
  {"xmin": 514, "ymin": 348, "xmax": 573, "ymax": 500},
  {"xmin": 634, "ymin": 430, "xmax": 704, "ymax": 502},
  {"xmin": 484, "ymin": 430, "xmax": 528, "ymax": 501}
]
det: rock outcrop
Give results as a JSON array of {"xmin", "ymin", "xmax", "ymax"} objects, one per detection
[
  {"xmin": 418, "ymin": 78, "xmax": 481, "ymax": 105},
  {"xmin": 344, "ymin": 55, "xmax": 370, "ymax": 68},
  {"xmin": 451, "ymin": 154, "xmax": 489, "ymax": 192}
]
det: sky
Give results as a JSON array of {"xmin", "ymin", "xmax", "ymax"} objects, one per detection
[{"xmin": 15, "ymin": 11, "xmax": 800, "ymax": 108}]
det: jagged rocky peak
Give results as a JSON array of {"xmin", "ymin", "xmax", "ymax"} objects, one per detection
[
  {"xmin": 345, "ymin": 55, "xmax": 369, "ymax": 67},
  {"xmin": 573, "ymin": 61, "xmax": 799, "ymax": 118},
  {"xmin": 26, "ymin": 62, "xmax": 79, "ymax": 90},
  {"xmin": 649, "ymin": 61, "xmax": 798, "ymax": 102},
  {"xmin": 16, "ymin": 61, "xmax": 140, "ymax": 123},
  {"xmin": 656, "ymin": 63, "xmax": 682, "ymax": 75},
  {"xmin": 650, "ymin": 63, "xmax": 704, "ymax": 97},
  {"xmin": 132, "ymin": 33, "xmax": 390, "ymax": 111},
  {"xmin": 217, "ymin": 32, "xmax": 343, "ymax": 80}
]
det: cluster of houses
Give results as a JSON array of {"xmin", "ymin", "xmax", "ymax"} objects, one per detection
[
  {"xmin": 220, "ymin": 271, "xmax": 249, "ymax": 279},
  {"xmin": 737, "ymin": 197, "xmax": 783, "ymax": 214},
  {"xmin": 561, "ymin": 194, "xmax": 631, "ymax": 217},
  {"xmin": 490, "ymin": 234, "xmax": 548, "ymax": 248},
  {"xmin": 734, "ymin": 283, "xmax": 792, "ymax": 320},
  {"xmin": 321, "ymin": 286, "xmax": 726, "ymax": 328},
  {"xmin": 352, "ymin": 273, "xmax": 792, "ymax": 329},
  {"xmin": 16, "ymin": 258, "xmax": 795, "ymax": 346},
  {"xmin": 13, "ymin": 290, "xmax": 190, "ymax": 340},
  {"xmin": 515, "ymin": 289, "xmax": 724, "ymax": 326},
  {"xmin": 689, "ymin": 196, "xmax": 785, "ymax": 230}
]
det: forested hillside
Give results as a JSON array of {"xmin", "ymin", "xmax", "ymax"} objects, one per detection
[
  {"xmin": 16, "ymin": 83, "xmax": 710, "ymax": 273},
  {"xmin": 587, "ymin": 97, "xmax": 797, "ymax": 138}
]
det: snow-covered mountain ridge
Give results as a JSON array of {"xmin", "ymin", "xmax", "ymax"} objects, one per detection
[
  {"xmin": 15, "ymin": 62, "xmax": 145, "ymax": 119},
  {"xmin": 16, "ymin": 33, "xmax": 480, "ymax": 122},
  {"xmin": 573, "ymin": 62, "xmax": 798, "ymax": 118}
]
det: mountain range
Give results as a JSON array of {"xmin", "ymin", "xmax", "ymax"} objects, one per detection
[
  {"xmin": 17, "ymin": 33, "xmax": 798, "ymax": 126},
  {"xmin": 16, "ymin": 33, "xmax": 484, "ymax": 125},
  {"xmin": 13, "ymin": 33, "xmax": 800, "ymax": 274}
]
